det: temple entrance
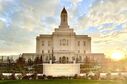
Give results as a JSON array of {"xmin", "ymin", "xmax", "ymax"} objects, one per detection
[
  {"xmin": 62, "ymin": 56, "xmax": 66, "ymax": 63},
  {"xmin": 59, "ymin": 56, "xmax": 69, "ymax": 63}
]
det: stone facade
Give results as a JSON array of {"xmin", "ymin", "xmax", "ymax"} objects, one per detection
[{"xmin": 36, "ymin": 8, "xmax": 91, "ymax": 63}]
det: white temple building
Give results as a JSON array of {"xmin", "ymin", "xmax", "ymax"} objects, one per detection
[
  {"xmin": 36, "ymin": 8, "xmax": 91, "ymax": 63},
  {"xmin": 21, "ymin": 8, "xmax": 105, "ymax": 76}
]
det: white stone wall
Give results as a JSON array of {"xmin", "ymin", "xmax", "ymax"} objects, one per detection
[
  {"xmin": 36, "ymin": 32, "xmax": 91, "ymax": 62},
  {"xmin": 43, "ymin": 63, "xmax": 80, "ymax": 77}
]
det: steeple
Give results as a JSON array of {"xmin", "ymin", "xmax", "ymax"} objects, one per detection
[{"xmin": 59, "ymin": 7, "xmax": 69, "ymax": 28}]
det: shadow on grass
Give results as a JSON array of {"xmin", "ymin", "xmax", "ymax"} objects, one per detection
[{"xmin": 0, "ymin": 79, "xmax": 126, "ymax": 84}]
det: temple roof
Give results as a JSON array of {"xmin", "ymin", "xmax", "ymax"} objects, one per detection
[{"xmin": 61, "ymin": 7, "xmax": 67, "ymax": 13}]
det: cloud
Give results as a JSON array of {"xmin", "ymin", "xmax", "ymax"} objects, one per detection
[
  {"xmin": 76, "ymin": 0, "xmax": 127, "ymax": 54},
  {"xmin": 11, "ymin": 0, "xmax": 59, "ymax": 31},
  {"xmin": 0, "ymin": 20, "xmax": 5, "ymax": 29},
  {"xmin": 78, "ymin": 0, "xmax": 127, "ymax": 29},
  {"xmin": 0, "ymin": 0, "xmax": 60, "ymax": 55}
]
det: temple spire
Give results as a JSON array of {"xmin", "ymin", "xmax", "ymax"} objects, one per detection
[{"xmin": 59, "ymin": 7, "xmax": 69, "ymax": 28}]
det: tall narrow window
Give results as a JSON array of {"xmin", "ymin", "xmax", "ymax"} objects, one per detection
[
  {"xmin": 84, "ymin": 41, "xmax": 86, "ymax": 46},
  {"xmin": 63, "ymin": 39, "xmax": 66, "ymax": 46},
  {"xmin": 42, "ymin": 50, "xmax": 44, "ymax": 53},
  {"xmin": 78, "ymin": 41, "xmax": 80, "ymax": 46},
  {"xmin": 42, "ymin": 41, "xmax": 44, "ymax": 46}
]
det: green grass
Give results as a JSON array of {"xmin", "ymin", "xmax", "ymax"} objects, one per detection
[{"xmin": 0, "ymin": 79, "xmax": 126, "ymax": 84}]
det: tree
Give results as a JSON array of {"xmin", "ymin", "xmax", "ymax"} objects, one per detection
[
  {"xmin": 45, "ymin": 56, "xmax": 49, "ymax": 63},
  {"xmin": 6, "ymin": 57, "xmax": 11, "ymax": 72},
  {"xmin": 39, "ymin": 56, "xmax": 43, "ymax": 64},
  {"xmin": 16, "ymin": 56, "xmax": 26, "ymax": 72},
  {"xmin": 27, "ymin": 59, "xmax": 33, "ymax": 66},
  {"xmin": 34, "ymin": 56, "xmax": 43, "ymax": 73},
  {"xmin": 62, "ymin": 56, "xmax": 66, "ymax": 63},
  {"xmin": 6, "ymin": 57, "xmax": 15, "ymax": 72},
  {"xmin": 59, "ymin": 57, "xmax": 62, "ymax": 63},
  {"xmin": 34, "ymin": 57, "xmax": 40, "ymax": 64},
  {"xmin": 52, "ymin": 56, "xmax": 56, "ymax": 63},
  {"xmin": 81, "ymin": 56, "xmax": 94, "ymax": 73}
]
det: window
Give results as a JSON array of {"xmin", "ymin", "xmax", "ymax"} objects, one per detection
[
  {"xmin": 60, "ymin": 39, "xmax": 69, "ymax": 46},
  {"xmin": 62, "ymin": 39, "xmax": 66, "ymax": 46},
  {"xmin": 42, "ymin": 41, "xmax": 44, "ymax": 46},
  {"xmin": 78, "ymin": 41, "xmax": 80, "ymax": 46},
  {"xmin": 42, "ymin": 50, "xmax": 44, "ymax": 53},
  {"xmin": 83, "ymin": 41, "xmax": 86, "ymax": 46}
]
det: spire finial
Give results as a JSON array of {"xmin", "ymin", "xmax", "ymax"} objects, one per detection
[{"xmin": 61, "ymin": 7, "xmax": 67, "ymax": 13}]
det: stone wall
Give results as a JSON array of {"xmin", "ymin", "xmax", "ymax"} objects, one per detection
[{"xmin": 43, "ymin": 63, "xmax": 80, "ymax": 77}]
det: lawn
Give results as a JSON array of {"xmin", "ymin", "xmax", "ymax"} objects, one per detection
[{"xmin": 0, "ymin": 79, "xmax": 127, "ymax": 84}]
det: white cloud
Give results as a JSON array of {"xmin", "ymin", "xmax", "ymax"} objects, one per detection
[
  {"xmin": 10, "ymin": 0, "xmax": 59, "ymax": 31},
  {"xmin": 71, "ymin": 0, "xmax": 82, "ymax": 6},
  {"xmin": 79, "ymin": 0, "xmax": 127, "ymax": 54},
  {"xmin": 79, "ymin": 0, "xmax": 127, "ymax": 29},
  {"xmin": 0, "ymin": 0, "xmax": 60, "ymax": 55}
]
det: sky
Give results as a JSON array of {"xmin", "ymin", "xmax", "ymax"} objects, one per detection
[{"xmin": 0, "ymin": 0, "xmax": 127, "ymax": 57}]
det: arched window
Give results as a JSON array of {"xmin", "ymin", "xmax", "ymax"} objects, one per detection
[
  {"xmin": 42, "ymin": 41, "xmax": 44, "ymax": 46},
  {"xmin": 62, "ymin": 56, "xmax": 66, "ymax": 63},
  {"xmin": 60, "ymin": 39, "xmax": 69, "ymax": 46},
  {"xmin": 62, "ymin": 39, "xmax": 66, "ymax": 46}
]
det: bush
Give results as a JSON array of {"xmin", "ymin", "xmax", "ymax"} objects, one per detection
[
  {"xmin": 47, "ymin": 76, "xmax": 53, "ymax": 79},
  {"xmin": 9, "ymin": 73, "xmax": 16, "ymax": 80},
  {"xmin": 0, "ymin": 73, "xmax": 3, "ymax": 80}
]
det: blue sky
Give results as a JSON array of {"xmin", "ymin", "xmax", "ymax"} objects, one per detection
[{"xmin": 0, "ymin": 0, "xmax": 127, "ymax": 57}]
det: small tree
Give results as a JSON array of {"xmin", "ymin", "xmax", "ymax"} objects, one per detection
[
  {"xmin": 27, "ymin": 59, "xmax": 33, "ymax": 66},
  {"xmin": 34, "ymin": 57, "xmax": 40, "ymax": 64},
  {"xmin": 39, "ymin": 56, "xmax": 43, "ymax": 64},
  {"xmin": 7, "ymin": 57, "xmax": 12, "ymax": 72},
  {"xmin": 16, "ymin": 56, "xmax": 26, "ymax": 72},
  {"xmin": 52, "ymin": 56, "xmax": 56, "ymax": 63}
]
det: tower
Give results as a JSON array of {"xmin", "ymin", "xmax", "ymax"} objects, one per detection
[{"xmin": 59, "ymin": 8, "xmax": 69, "ymax": 28}]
